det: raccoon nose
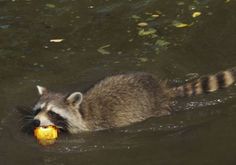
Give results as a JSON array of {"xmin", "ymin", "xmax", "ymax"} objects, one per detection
[{"xmin": 32, "ymin": 119, "xmax": 40, "ymax": 127}]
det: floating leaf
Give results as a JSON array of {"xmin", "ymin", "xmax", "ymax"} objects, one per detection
[
  {"xmin": 155, "ymin": 39, "xmax": 170, "ymax": 53},
  {"xmin": 177, "ymin": 2, "xmax": 185, "ymax": 5},
  {"xmin": 0, "ymin": 24, "xmax": 10, "ymax": 29},
  {"xmin": 46, "ymin": 4, "xmax": 56, "ymax": 8},
  {"xmin": 145, "ymin": 17, "xmax": 156, "ymax": 21},
  {"xmin": 145, "ymin": 12, "xmax": 152, "ymax": 15},
  {"xmin": 155, "ymin": 39, "xmax": 170, "ymax": 47},
  {"xmin": 172, "ymin": 20, "xmax": 189, "ymax": 28},
  {"xmin": 155, "ymin": 10, "xmax": 162, "ymax": 15},
  {"xmin": 131, "ymin": 15, "xmax": 141, "ymax": 20},
  {"xmin": 192, "ymin": 12, "xmax": 201, "ymax": 18},
  {"xmin": 151, "ymin": 14, "xmax": 160, "ymax": 18},
  {"xmin": 138, "ymin": 28, "xmax": 157, "ymax": 36},
  {"xmin": 138, "ymin": 57, "xmax": 148, "ymax": 63},
  {"xmin": 97, "ymin": 45, "xmax": 111, "ymax": 55},
  {"xmin": 50, "ymin": 39, "xmax": 64, "ymax": 43},
  {"xmin": 137, "ymin": 22, "xmax": 148, "ymax": 27}
]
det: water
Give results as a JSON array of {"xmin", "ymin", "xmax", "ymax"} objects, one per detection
[{"xmin": 1, "ymin": 0, "xmax": 236, "ymax": 164}]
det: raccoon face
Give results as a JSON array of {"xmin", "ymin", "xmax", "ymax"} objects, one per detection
[{"xmin": 30, "ymin": 86, "xmax": 85, "ymax": 134}]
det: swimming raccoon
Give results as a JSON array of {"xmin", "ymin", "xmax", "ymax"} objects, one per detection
[{"xmin": 21, "ymin": 67, "xmax": 236, "ymax": 134}]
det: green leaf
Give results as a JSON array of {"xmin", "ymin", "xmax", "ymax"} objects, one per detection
[{"xmin": 138, "ymin": 28, "xmax": 157, "ymax": 36}]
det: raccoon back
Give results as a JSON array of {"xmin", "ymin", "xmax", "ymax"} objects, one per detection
[{"xmin": 79, "ymin": 73, "xmax": 170, "ymax": 130}]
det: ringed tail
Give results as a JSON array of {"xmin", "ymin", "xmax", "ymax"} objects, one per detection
[{"xmin": 170, "ymin": 67, "xmax": 236, "ymax": 98}]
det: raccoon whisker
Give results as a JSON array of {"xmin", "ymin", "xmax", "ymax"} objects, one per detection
[
  {"xmin": 20, "ymin": 124, "xmax": 28, "ymax": 129},
  {"xmin": 18, "ymin": 116, "xmax": 34, "ymax": 122},
  {"xmin": 16, "ymin": 106, "xmax": 33, "ymax": 115},
  {"xmin": 23, "ymin": 115, "xmax": 34, "ymax": 119},
  {"xmin": 21, "ymin": 119, "xmax": 33, "ymax": 124},
  {"xmin": 20, "ymin": 122, "xmax": 31, "ymax": 129},
  {"xmin": 21, "ymin": 118, "xmax": 34, "ymax": 123},
  {"xmin": 21, "ymin": 115, "xmax": 34, "ymax": 119}
]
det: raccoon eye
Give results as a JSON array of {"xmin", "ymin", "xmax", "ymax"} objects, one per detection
[
  {"xmin": 33, "ymin": 108, "xmax": 41, "ymax": 115},
  {"xmin": 48, "ymin": 110, "xmax": 63, "ymax": 120}
]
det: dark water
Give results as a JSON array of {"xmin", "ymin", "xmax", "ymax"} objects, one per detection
[{"xmin": 1, "ymin": 0, "xmax": 236, "ymax": 164}]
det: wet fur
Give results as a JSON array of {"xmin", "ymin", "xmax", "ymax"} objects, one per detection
[
  {"xmin": 79, "ymin": 73, "xmax": 171, "ymax": 130},
  {"xmin": 171, "ymin": 67, "xmax": 236, "ymax": 97},
  {"xmin": 19, "ymin": 67, "xmax": 236, "ymax": 134}
]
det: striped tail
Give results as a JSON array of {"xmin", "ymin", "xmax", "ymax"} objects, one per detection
[{"xmin": 171, "ymin": 67, "xmax": 236, "ymax": 98}]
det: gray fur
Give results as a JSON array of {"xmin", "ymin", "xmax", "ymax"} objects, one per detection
[
  {"xmin": 34, "ymin": 73, "xmax": 171, "ymax": 133},
  {"xmin": 171, "ymin": 67, "xmax": 236, "ymax": 97},
  {"xmin": 32, "ymin": 68, "xmax": 236, "ymax": 134}
]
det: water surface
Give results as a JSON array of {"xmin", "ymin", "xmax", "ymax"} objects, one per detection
[{"xmin": 1, "ymin": 0, "xmax": 236, "ymax": 164}]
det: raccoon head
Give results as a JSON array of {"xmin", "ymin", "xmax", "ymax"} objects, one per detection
[{"xmin": 30, "ymin": 85, "xmax": 87, "ymax": 134}]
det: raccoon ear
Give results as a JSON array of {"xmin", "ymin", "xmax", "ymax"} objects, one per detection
[
  {"xmin": 66, "ymin": 92, "xmax": 83, "ymax": 106},
  {"xmin": 36, "ymin": 85, "xmax": 48, "ymax": 96}
]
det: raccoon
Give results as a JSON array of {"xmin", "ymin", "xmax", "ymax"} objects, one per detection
[{"xmin": 22, "ymin": 67, "xmax": 236, "ymax": 134}]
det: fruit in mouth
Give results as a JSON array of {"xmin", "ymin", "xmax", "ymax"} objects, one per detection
[{"xmin": 34, "ymin": 126, "xmax": 58, "ymax": 145}]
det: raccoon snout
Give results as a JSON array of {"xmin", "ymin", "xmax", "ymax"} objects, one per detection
[{"xmin": 32, "ymin": 119, "xmax": 40, "ymax": 127}]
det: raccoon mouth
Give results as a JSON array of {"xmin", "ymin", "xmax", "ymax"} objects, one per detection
[
  {"xmin": 40, "ymin": 125, "xmax": 68, "ymax": 133},
  {"xmin": 40, "ymin": 125, "xmax": 57, "ymax": 129},
  {"xmin": 54, "ymin": 125, "xmax": 68, "ymax": 133}
]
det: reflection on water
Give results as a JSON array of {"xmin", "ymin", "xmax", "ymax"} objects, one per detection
[{"xmin": 1, "ymin": 0, "xmax": 236, "ymax": 164}]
